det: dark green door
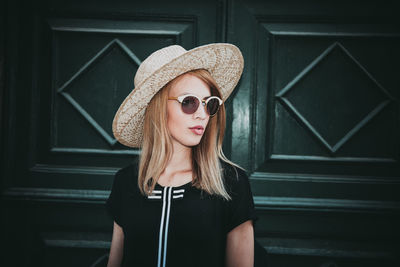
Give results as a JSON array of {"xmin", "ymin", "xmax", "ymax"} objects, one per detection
[{"xmin": 2, "ymin": 1, "xmax": 399, "ymax": 266}]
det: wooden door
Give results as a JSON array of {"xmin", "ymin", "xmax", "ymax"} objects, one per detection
[{"xmin": 2, "ymin": 1, "xmax": 399, "ymax": 266}]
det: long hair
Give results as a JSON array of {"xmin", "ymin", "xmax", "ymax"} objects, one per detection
[{"xmin": 138, "ymin": 69, "xmax": 241, "ymax": 200}]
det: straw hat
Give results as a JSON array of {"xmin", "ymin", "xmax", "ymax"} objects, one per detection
[{"xmin": 112, "ymin": 43, "xmax": 244, "ymax": 148}]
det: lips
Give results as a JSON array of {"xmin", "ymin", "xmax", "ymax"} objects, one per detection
[{"xmin": 189, "ymin": 125, "xmax": 204, "ymax": 135}]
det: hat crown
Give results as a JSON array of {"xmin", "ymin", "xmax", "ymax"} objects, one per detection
[{"xmin": 134, "ymin": 45, "xmax": 187, "ymax": 87}]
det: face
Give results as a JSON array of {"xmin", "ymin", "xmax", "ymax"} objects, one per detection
[{"xmin": 167, "ymin": 73, "xmax": 211, "ymax": 148}]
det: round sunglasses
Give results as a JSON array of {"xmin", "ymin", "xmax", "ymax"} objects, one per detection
[{"xmin": 168, "ymin": 94, "xmax": 223, "ymax": 117}]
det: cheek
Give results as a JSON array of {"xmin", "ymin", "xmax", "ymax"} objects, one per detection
[
  {"xmin": 167, "ymin": 104, "xmax": 183, "ymax": 131},
  {"xmin": 205, "ymin": 116, "xmax": 210, "ymax": 126},
  {"xmin": 204, "ymin": 118, "xmax": 211, "ymax": 133}
]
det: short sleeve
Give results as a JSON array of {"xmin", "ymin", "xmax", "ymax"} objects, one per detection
[
  {"xmin": 106, "ymin": 168, "xmax": 124, "ymax": 227},
  {"xmin": 224, "ymin": 165, "xmax": 258, "ymax": 233}
]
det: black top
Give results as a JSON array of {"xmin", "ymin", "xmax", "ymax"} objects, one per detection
[{"xmin": 106, "ymin": 160, "xmax": 257, "ymax": 267}]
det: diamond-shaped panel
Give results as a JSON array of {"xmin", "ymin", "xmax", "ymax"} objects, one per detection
[
  {"xmin": 58, "ymin": 39, "xmax": 140, "ymax": 146},
  {"xmin": 276, "ymin": 42, "xmax": 394, "ymax": 153}
]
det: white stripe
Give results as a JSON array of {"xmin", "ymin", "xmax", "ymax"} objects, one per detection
[
  {"xmin": 157, "ymin": 187, "xmax": 167, "ymax": 267},
  {"xmin": 152, "ymin": 190, "xmax": 162, "ymax": 194},
  {"xmin": 172, "ymin": 194, "xmax": 184, "ymax": 199},
  {"xmin": 148, "ymin": 195, "xmax": 162, "ymax": 199},
  {"xmin": 163, "ymin": 187, "xmax": 172, "ymax": 267},
  {"xmin": 173, "ymin": 189, "xmax": 185, "ymax": 194}
]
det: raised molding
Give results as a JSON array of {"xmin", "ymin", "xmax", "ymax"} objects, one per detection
[
  {"xmin": 275, "ymin": 41, "xmax": 394, "ymax": 154},
  {"xmin": 57, "ymin": 38, "xmax": 141, "ymax": 147},
  {"xmin": 47, "ymin": 18, "xmax": 193, "ymax": 36},
  {"xmin": 270, "ymin": 154, "xmax": 396, "ymax": 163},
  {"xmin": 30, "ymin": 163, "xmax": 119, "ymax": 175},
  {"xmin": 251, "ymin": 171, "xmax": 400, "ymax": 184},
  {"xmin": 253, "ymin": 20, "xmax": 399, "ymax": 168},
  {"xmin": 254, "ymin": 196, "xmax": 400, "ymax": 214},
  {"xmin": 3, "ymin": 187, "xmax": 109, "ymax": 203},
  {"xmin": 257, "ymin": 237, "xmax": 396, "ymax": 259},
  {"xmin": 47, "ymin": 17, "xmax": 194, "ymax": 154},
  {"xmin": 41, "ymin": 231, "xmax": 111, "ymax": 248},
  {"xmin": 3, "ymin": 187, "xmax": 399, "ymax": 214},
  {"xmin": 50, "ymin": 147, "xmax": 139, "ymax": 155},
  {"xmin": 44, "ymin": 239, "xmax": 110, "ymax": 249},
  {"xmin": 261, "ymin": 22, "xmax": 400, "ymax": 38}
]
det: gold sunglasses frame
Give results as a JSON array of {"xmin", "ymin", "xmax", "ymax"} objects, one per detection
[{"xmin": 168, "ymin": 94, "xmax": 223, "ymax": 116}]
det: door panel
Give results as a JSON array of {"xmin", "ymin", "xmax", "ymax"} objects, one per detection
[{"xmin": 229, "ymin": 0, "xmax": 399, "ymax": 266}]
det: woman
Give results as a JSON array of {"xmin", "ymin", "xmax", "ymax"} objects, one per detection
[{"xmin": 106, "ymin": 43, "xmax": 257, "ymax": 267}]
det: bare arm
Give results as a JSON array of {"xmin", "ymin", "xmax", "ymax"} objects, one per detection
[
  {"xmin": 107, "ymin": 221, "xmax": 124, "ymax": 267},
  {"xmin": 225, "ymin": 220, "xmax": 254, "ymax": 267}
]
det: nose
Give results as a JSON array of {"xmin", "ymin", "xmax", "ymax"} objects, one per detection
[{"xmin": 193, "ymin": 102, "xmax": 208, "ymax": 119}]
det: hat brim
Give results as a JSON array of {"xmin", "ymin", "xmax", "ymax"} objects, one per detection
[{"xmin": 112, "ymin": 43, "xmax": 244, "ymax": 148}]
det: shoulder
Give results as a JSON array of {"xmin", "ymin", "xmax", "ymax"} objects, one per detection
[
  {"xmin": 113, "ymin": 160, "xmax": 139, "ymax": 191},
  {"xmin": 116, "ymin": 161, "xmax": 137, "ymax": 177},
  {"xmin": 220, "ymin": 160, "xmax": 247, "ymax": 179},
  {"xmin": 220, "ymin": 160, "xmax": 249, "ymax": 192}
]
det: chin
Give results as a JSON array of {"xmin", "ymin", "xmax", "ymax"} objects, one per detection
[
  {"xmin": 186, "ymin": 140, "xmax": 202, "ymax": 147},
  {"xmin": 181, "ymin": 137, "xmax": 203, "ymax": 147}
]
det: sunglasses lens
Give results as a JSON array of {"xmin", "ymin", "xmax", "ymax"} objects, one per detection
[
  {"xmin": 181, "ymin": 96, "xmax": 199, "ymax": 114},
  {"xmin": 207, "ymin": 98, "xmax": 220, "ymax": 116}
]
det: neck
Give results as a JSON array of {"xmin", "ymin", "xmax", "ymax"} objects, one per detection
[{"xmin": 164, "ymin": 141, "xmax": 192, "ymax": 173}]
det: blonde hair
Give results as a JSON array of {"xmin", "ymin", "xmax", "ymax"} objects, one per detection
[{"xmin": 138, "ymin": 69, "xmax": 241, "ymax": 200}]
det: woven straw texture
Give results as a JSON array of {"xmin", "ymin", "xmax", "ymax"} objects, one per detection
[{"xmin": 112, "ymin": 43, "xmax": 244, "ymax": 148}]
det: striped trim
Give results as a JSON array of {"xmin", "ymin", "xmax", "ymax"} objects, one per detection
[
  {"xmin": 148, "ymin": 189, "xmax": 162, "ymax": 200},
  {"xmin": 163, "ymin": 188, "xmax": 172, "ymax": 267},
  {"xmin": 148, "ymin": 195, "xmax": 162, "ymax": 199},
  {"xmin": 173, "ymin": 189, "xmax": 185, "ymax": 194},
  {"xmin": 148, "ymin": 188, "xmax": 185, "ymax": 201},
  {"xmin": 156, "ymin": 187, "xmax": 173, "ymax": 267},
  {"xmin": 157, "ymin": 187, "xmax": 168, "ymax": 267},
  {"xmin": 154, "ymin": 186, "xmax": 187, "ymax": 266}
]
